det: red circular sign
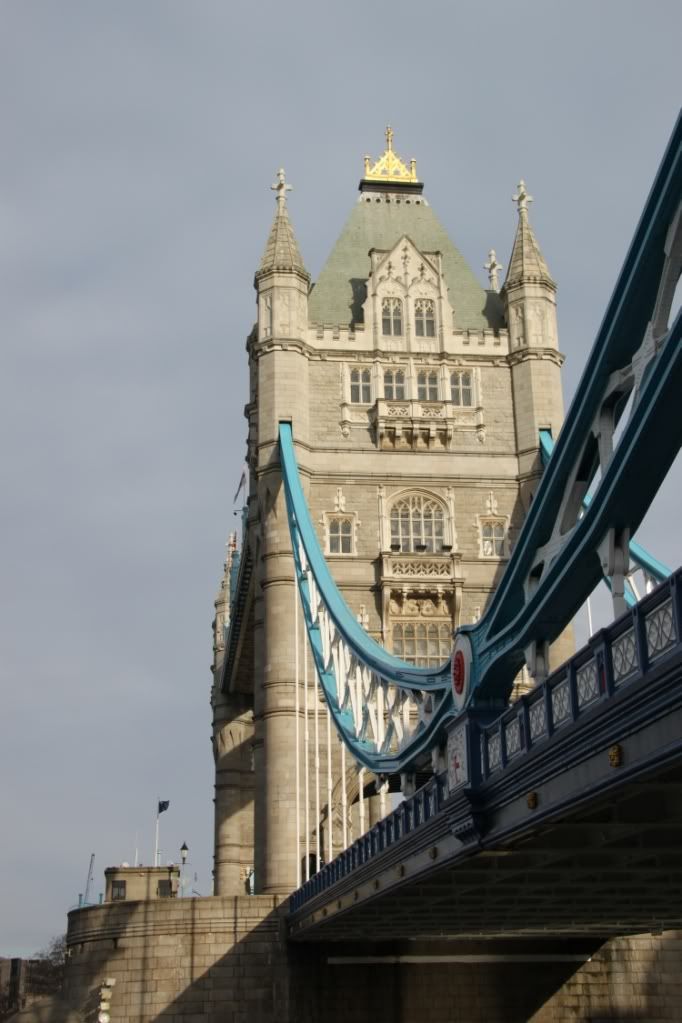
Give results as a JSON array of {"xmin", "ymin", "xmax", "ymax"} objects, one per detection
[{"xmin": 452, "ymin": 649, "xmax": 465, "ymax": 695}]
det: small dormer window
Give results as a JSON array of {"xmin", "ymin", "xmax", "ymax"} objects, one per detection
[
  {"xmin": 450, "ymin": 371, "xmax": 472, "ymax": 406},
  {"xmin": 350, "ymin": 367, "xmax": 371, "ymax": 403},
  {"xmin": 417, "ymin": 370, "xmax": 439, "ymax": 401},
  {"xmin": 384, "ymin": 369, "xmax": 406, "ymax": 400},
  {"xmin": 382, "ymin": 298, "xmax": 403, "ymax": 336},
  {"xmin": 415, "ymin": 299, "xmax": 435, "ymax": 337}
]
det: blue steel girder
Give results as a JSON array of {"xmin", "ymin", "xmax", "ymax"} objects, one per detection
[
  {"xmin": 539, "ymin": 429, "xmax": 671, "ymax": 609},
  {"xmin": 471, "ymin": 111, "xmax": 682, "ymax": 702},
  {"xmin": 279, "ymin": 112, "xmax": 682, "ymax": 773}
]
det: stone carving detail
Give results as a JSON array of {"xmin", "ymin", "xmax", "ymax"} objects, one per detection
[
  {"xmin": 485, "ymin": 490, "xmax": 499, "ymax": 515},
  {"xmin": 389, "ymin": 592, "xmax": 451, "ymax": 616},
  {"xmin": 391, "ymin": 559, "xmax": 452, "ymax": 578},
  {"xmin": 513, "ymin": 305, "xmax": 525, "ymax": 347}
]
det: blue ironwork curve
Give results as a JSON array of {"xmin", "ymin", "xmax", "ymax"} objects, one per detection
[
  {"xmin": 279, "ymin": 112, "xmax": 682, "ymax": 773},
  {"xmin": 539, "ymin": 429, "xmax": 671, "ymax": 608},
  {"xmin": 280, "ymin": 422, "xmax": 452, "ymax": 774}
]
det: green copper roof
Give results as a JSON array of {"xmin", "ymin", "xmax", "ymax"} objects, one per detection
[{"xmin": 308, "ymin": 196, "xmax": 503, "ymax": 330}]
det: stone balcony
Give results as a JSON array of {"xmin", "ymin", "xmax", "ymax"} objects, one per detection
[{"xmin": 370, "ymin": 399, "xmax": 482, "ymax": 449}]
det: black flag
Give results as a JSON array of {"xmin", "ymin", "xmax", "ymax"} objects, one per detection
[{"xmin": 158, "ymin": 800, "xmax": 170, "ymax": 815}]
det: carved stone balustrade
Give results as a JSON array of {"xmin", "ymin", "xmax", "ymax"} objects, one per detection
[{"xmin": 370, "ymin": 399, "xmax": 480, "ymax": 449}]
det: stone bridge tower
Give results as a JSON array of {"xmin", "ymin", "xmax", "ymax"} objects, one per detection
[{"xmin": 211, "ymin": 130, "xmax": 568, "ymax": 896}]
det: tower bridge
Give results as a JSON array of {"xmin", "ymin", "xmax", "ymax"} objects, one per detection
[{"xmin": 64, "ymin": 117, "xmax": 682, "ymax": 1022}]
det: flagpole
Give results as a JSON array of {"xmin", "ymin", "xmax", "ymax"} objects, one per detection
[{"xmin": 154, "ymin": 801, "xmax": 160, "ymax": 867}]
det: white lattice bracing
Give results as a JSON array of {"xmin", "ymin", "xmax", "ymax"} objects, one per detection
[{"xmin": 296, "ymin": 537, "xmax": 444, "ymax": 761}]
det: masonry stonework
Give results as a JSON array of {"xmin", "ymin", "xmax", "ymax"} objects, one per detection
[{"xmin": 63, "ymin": 903, "xmax": 682, "ymax": 1022}]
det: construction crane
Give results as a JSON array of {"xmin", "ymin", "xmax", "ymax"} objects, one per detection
[{"xmin": 83, "ymin": 853, "xmax": 95, "ymax": 906}]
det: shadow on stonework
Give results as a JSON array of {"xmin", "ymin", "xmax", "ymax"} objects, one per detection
[
  {"xmin": 348, "ymin": 279, "xmax": 367, "ymax": 326},
  {"xmin": 152, "ymin": 929, "xmax": 682, "ymax": 1023},
  {"xmin": 149, "ymin": 928, "xmax": 609, "ymax": 1023}
]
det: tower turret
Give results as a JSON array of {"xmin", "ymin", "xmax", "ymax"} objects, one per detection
[
  {"xmin": 253, "ymin": 169, "xmax": 311, "ymax": 445},
  {"xmin": 211, "ymin": 528, "xmax": 254, "ymax": 896},
  {"xmin": 212, "ymin": 531, "xmax": 238, "ymax": 677},
  {"xmin": 502, "ymin": 181, "xmax": 573, "ymax": 675},
  {"xmin": 502, "ymin": 180, "xmax": 564, "ymax": 509},
  {"xmin": 251, "ymin": 170, "xmax": 312, "ymax": 893}
]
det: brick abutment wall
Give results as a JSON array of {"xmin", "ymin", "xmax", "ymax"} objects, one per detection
[{"xmin": 64, "ymin": 899, "xmax": 682, "ymax": 1022}]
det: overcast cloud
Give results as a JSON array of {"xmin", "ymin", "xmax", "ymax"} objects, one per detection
[{"xmin": 1, "ymin": 1, "xmax": 680, "ymax": 954}]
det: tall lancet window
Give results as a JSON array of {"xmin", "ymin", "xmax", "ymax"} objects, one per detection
[
  {"xmin": 350, "ymin": 367, "xmax": 371, "ymax": 403},
  {"xmin": 414, "ymin": 299, "xmax": 435, "ymax": 337},
  {"xmin": 382, "ymin": 297, "xmax": 403, "ymax": 336},
  {"xmin": 383, "ymin": 369, "xmax": 406, "ymax": 400},
  {"xmin": 481, "ymin": 521, "xmax": 506, "ymax": 558},
  {"xmin": 450, "ymin": 371, "xmax": 473, "ymax": 406},
  {"xmin": 390, "ymin": 494, "xmax": 445, "ymax": 553},
  {"xmin": 417, "ymin": 370, "xmax": 439, "ymax": 401}
]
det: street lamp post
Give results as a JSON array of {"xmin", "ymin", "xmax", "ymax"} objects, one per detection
[{"xmin": 180, "ymin": 842, "xmax": 188, "ymax": 898}]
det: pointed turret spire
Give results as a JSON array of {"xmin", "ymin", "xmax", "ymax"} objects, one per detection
[
  {"xmin": 504, "ymin": 180, "xmax": 554, "ymax": 289},
  {"xmin": 256, "ymin": 168, "xmax": 309, "ymax": 279}
]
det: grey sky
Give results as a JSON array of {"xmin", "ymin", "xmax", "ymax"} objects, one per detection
[{"xmin": 1, "ymin": 1, "xmax": 680, "ymax": 954}]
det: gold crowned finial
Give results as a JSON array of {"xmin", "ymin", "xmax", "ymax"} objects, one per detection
[{"xmin": 363, "ymin": 126, "xmax": 419, "ymax": 184}]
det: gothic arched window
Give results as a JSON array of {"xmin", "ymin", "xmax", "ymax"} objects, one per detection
[
  {"xmin": 383, "ymin": 369, "xmax": 406, "ymax": 400},
  {"xmin": 417, "ymin": 370, "xmax": 439, "ymax": 401},
  {"xmin": 382, "ymin": 297, "xmax": 403, "ymax": 336},
  {"xmin": 414, "ymin": 299, "xmax": 435, "ymax": 337},
  {"xmin": 350, "ymin": 367, "xmax": 371, "ymax": 403},
  {"xmin": 450, "ymin": 370, "xmax": 472, "ymax": 406},
  {"xmin": 390, "ymin": 494, "xmax": 445, "ymax": 553}
]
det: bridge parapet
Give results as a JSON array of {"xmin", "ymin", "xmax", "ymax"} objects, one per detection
[
  {"xmin": 479, "ymin": 569, "xmax": 680, "ymax": 783},
  {"xmin": 290, "ymin": 568, "xmax": 682, "ymax": 919}
]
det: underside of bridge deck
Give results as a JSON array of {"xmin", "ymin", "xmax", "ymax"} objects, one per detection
[{"xmin": 290, "ymin": 762, "xmax": 682, "ymax": 941}]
